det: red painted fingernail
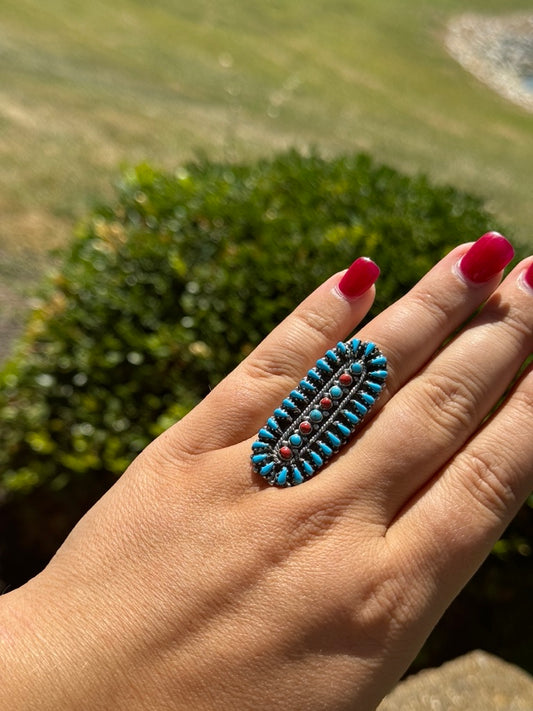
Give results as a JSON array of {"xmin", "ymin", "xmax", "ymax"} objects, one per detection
[
  {"xmin": 522, "ymin": 262, "xmax": 533, "ymax": 292},
  {"xmin": 337, "ymin": 257, "xmax": 380, "ymax": 300},
  {"xmin": 458, "ymin": 232, "xmax": 514, "ymax": 284}
]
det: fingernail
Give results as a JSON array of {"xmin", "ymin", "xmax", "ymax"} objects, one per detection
[
  {"xmin": 458, "ymin": 232, "xmax": 514, "ymax": 284},
  {"xmin": 337, "ymin": 257, "xmax": 380, "ymax": 300},
  {"xmin": 519, "ymin": 261, "xmax": 533, "ymax": 294}
]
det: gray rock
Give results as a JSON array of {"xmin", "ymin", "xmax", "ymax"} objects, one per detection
[{"xmin": 377, "ymin": 651, "xmax": 533, "ymax": 711}]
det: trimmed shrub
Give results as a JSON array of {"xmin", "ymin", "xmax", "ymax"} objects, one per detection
[{"xmin": 0, "ymin": 151, "xmax": 530, "ymax": 669}]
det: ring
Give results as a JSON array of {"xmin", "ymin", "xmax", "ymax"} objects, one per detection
[{"xmin": 251, "ymin": 339, "xmax": 387, "ymax": 487}]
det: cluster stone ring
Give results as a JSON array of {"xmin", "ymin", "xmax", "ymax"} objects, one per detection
[{"xmin": 251, "ymin": 339, "xmax": 388, "ymax": 487}]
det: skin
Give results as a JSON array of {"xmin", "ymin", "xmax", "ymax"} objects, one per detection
[{"xmin": 0, "ymin": 243, "xmax": 532, "ymax": 710}]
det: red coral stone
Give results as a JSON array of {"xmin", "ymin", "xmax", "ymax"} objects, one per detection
[
  {"xmin": 299, "ymin": 421, "xmax": 312, "ymax": 434},
  {"xmin": 339, "ymin": 373, "xmax": 353, "ymax": 386},
  {"xmin": 279, "ymin": 446, "xmax": 292, "ymax": 459},
  {"xmin": 320, "ymin": 397, "xmax": 332, "ymax": 409}
]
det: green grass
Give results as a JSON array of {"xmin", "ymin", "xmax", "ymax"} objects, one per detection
[{"xmin": 1, "ymin": 0, "xmax": 532, "ymax": 326}]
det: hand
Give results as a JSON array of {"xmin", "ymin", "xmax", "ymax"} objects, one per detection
[{"xmin": 1, "ymin": 234, "xmax": 532, "ymax": 710}]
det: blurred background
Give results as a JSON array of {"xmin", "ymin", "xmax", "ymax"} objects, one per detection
[{"xmin": 1, "ymin": 0, "xmax": 532, "ymax": 677}]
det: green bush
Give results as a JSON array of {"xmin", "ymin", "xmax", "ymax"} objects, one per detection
[{"xmin": 0, "ymin": 151, "xmax": 531, "ymax": 669}]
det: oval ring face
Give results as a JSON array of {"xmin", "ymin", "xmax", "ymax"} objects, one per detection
[{"xmin": 251, "ymin": 339, "xmax": 388, "ymax": 487}]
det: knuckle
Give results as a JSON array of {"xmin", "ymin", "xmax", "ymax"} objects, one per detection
[
  {"xmin": 419, "ymin": 369, "xmax": 480, "ymax": 434},
  {"xmin": 456, "ymin": 450, "xmax": 517, "ymax": 520}
]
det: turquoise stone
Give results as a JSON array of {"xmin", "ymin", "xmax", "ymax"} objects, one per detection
[
  {"xmin": 360, "ymin": 392, "xmax": 375, "ymax": 405},
  {"xmin": 310, "ymin": 409, "xmax": 323, "ymax": 422},
  {"xmin": 343, "ymin": 410, "xmax": 359, "ymax": 424},
  {"xmin": 370, "ymin": 356, "xmax": 387, "ymax": 367},
  {"xmin": 326, "ymin": 431, "xmax": 341, "ymax": 447},
  {"xmin": 283, "ymin": 398, "xmax": 297, "ymax": 410},
  {"xmin": 318, "ymin": 442, "xmax": 333, "ymax": 457},
  {"xmin": 292, "ymin": 467, "xmax": 304, "ymax": 485},
  {"xmin": 252, "ymin": 441, "xmax": 269, "ymax": 450},
  {"xmin": 364, "ymin": 342, "xmax": 375, "ymax": 357},
  {"xmin": 300, "ymin": 380, "xmax": 316, "ymax": 392},
  {"xmin": 267, "ymin": 417, "xmax": 279, "ymax": 430},
  {"xmin": 352, "ymin": 400, "xmax": 367, "ymax": 415},
  {"xmin": 252, "ymin": 454, "xmax": 268, "ymax": 464},
  {"xmin": 316, "ymin": 359, "xmax": 332, "ymax": 373},
  {"xmin": 303, "ymin": 460, "xmax": 314, "ymax": 475},
  {"xmin": 291, "ymin": 390, "xmax": 306, "ymax": 401},
  {"xmin": 366, "ymin": 381, "xmax": 382, "ymax": 393},
  {"xmin": 350, "ymin": 362, "xmax": 363, "ymax": 374},
  {"xmin": 260, "ymin": 462, "xmax": 274, "ymax": 476},
  {"xmin": 308, "ymin": 369, "xmax": 321, "ymax": 381},
  {"xmin": 336, "ymin": 422, "xmax": 351, "ymax": 436},
  {"xmin": 326, "ymin": 349, "xmax": 339, "ymax": 363},
  {"xmin": 370, "ymin": 370, "xmax": 388, "ymax": 380},
  {"xmin": 276, "ymin": 467, "xmax": 288, "ymax": 486},
  {"xmin": 274, "ymin": 408, "xmax": 289, "ymax": 418},
  {"xmin": 310, "ymin": 451, "xmax": 323, "ymax": 467},
  {"xmin": 336, "ymin": 341, "xmax": 347, "ymax": 354},
  {"xmin": 330, "ymin": 385, "xmax": 342, "ymax": 399},
  {"xmin": 259, "ymin": 428, "xmax": 275, "ymax": 440},
  {"xmin": 289, "ymin": 434, "xmax": 302, "ymax": 447}
]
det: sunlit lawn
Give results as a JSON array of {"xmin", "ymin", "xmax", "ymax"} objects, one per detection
[{"xmin": 1, "ymin": 0, "xmax": 532, "ymax": 353}]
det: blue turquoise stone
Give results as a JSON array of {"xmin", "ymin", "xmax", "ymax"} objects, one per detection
[
  {"xmin": 370, "ymin": 357, "xmax": 387, "ymax": 367},
  {"xmin": 364, "ymin": 342, "xmax": 376, "ymax": 357},
  {"xmin": 292, "ymin": 467, "xmax": 304, "ymax": 485},
  {"xmin": 330, "ymin": 385, "xmax": 342, "ymax": 399},
  {"xmin": 276, "ymin": 467, "xmax": 288, "ymax": 486},
  {"xmin": 289, "ymin": 434, "xmax": 302, "ymax": 447},
  {"xmin": 310, "ymin": 409, "xmax": 323, "ymax": 422},
  {"xmin": 310, "ymin": 451, "xmax": 323, "ymax": 467},
  {"xmin": 300, "ymin": 380, "xmax": 316, "ymax": 392},
  {"xmin": 350, "ymin": 338, "xmax": 361, "ymax": 353},
  {"xmin": 303, "ymin": 460, "xmax": 314, "ymax": 475},
  {"xmin": 252, "ymin": 441, "xmax": 269, "ymax": 450},
  {"xmin": 308, "ymin": 369, "xmax": 321, "ymax": 381},
  {"xmin": 360, "ymin": 392, "xmax": 375, "ymax": 405},
  {"xmin": 366, "ymin": 381, "xmax": 382, "ymax": 393},
  {"xmin": 259, "ymin": 428, "xmax": 275, "ymax": 440},
  {"xmin": 370, "ymin": 370, "xmax": 388, "ymax": 380},
  {"xmin": 318, "ymin": 442, "xmax": 333, "ymax": 457},
  {"xmin": 283, "ymin": 398, "xmax": 297, "ymax": 410},
  {"xmin": 337, "ymin": 341, "xmax": 347, "ymax": 354},
  {"xmin": 274, "ymin": 408, "xmax": 289, "ymax": 418},
  {"xmin": 291, "ymin": 389, "xmax": 306, "ymax": 401},
  {"xmin": 252, "ymin": 454, "xmax": 268, "ymax": 464},
  {"xmin": 326, "ymin": 431, "xmax": 341, "ymax": 447},
  {"xmin": 336, "ymin": 422, "xmax": 351, "ymax": 436},
  {"xmin": 267, "ymin": 417, "xmax": 279, "ymax": 430},
  {"xmin": 343, "ymin": 409, "xmax": 359, "ymax": 424},
  {"xmin": 316, "ymin": 359, "xmax": 332, "ymax": 373},
  {"xmin": 326, "ymin": 349, "xmax": 338, "ymax": 363},
  {"xmin": 352, "ymin": 401, "xmax": 367, "ymax": 415},
  {"xmin": 260, "ymin": 462, "xmax": 274, "ymax": 476},
  {"xmin": 350, "ymin": 362, "xmax": 363, "ymax": 374}
]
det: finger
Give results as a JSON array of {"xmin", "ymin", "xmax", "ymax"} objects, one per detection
[
  {"xmin": 389, "ymin": 362, "xmax": 533, "ymax": 602},
  {"xmin": 175, "ymin": 259, "xmax": 378, "ymax": 452},
  {"xmin": 179, "ymin": 236, "xmax": 512, "ymax": 456},
  {"xmin": 339, "ymin": 258, "xmax": 533, "ymax": 523}
]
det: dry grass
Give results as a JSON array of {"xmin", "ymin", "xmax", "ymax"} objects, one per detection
[{"xmin": 1, "ymin": 0, "xmax": 532, "ymax": 360}]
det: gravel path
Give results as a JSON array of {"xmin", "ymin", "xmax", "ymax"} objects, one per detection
[{"xmin": 446, "ymin": 13, "xmax": 533, "ymax": 113}]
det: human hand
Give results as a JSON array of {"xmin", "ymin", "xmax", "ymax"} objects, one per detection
[{"xmin": 2, "ymin": 233, "xmax": 532, "ymax": 710}]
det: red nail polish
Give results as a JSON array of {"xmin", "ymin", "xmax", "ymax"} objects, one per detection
[
  {"xmin": 523, "ymin": 262, "xmax": 533, "ymax": 292},
  {"xmin": 459, "ymin": 232, "xmax": 514, "ymax": 284},
  {"xmin": 338, "ymin": 257, "xmax": 380, "ymax": 300}
]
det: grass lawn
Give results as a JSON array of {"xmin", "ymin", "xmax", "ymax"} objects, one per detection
[{"xmin": 1, "ymin": 0, "xmax": 532, "ymax": 356}]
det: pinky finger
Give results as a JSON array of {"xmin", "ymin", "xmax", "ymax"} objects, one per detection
[{"xmin": 391, "ymin": 363, "xmax": 533, "ymax": 595}]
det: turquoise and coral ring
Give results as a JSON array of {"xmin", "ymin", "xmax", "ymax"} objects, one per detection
[{"xmin": 251, "ymin": 339, "xmax": 387, "ymax": 487}]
